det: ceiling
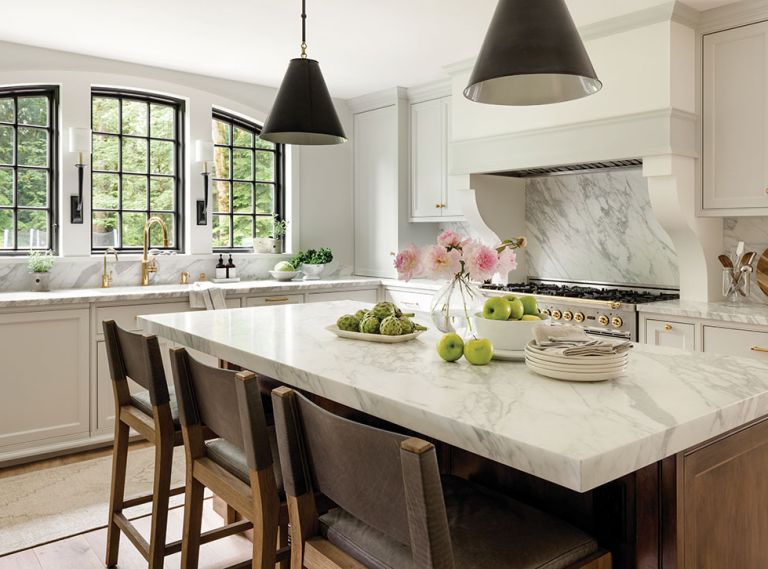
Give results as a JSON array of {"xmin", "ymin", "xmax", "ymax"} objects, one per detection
[{"xmin": 0, "ymin": 0, "xmax": 744, "ymax": 100}]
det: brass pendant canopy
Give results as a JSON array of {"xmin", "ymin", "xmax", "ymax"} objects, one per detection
[{"xmin": 464, "ymin": 0, "xmax": 602, "ymax": 106}]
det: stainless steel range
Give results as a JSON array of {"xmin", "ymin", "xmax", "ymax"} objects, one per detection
[{"xmin": 481, "ymin": 280, "xmax": 679, "ymax": 341}]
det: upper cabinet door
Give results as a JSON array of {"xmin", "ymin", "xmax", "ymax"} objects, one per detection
[
  {"xmin": 703, "ymin": 22, "xmax": 768, "ymax": 211},
  {"xmin": 438, "ymin": 98, "xmax": 463, "ymax": 218},
  {"xmin": 410, "ymin": 98, "xmax": 445, "ymax": 219}
]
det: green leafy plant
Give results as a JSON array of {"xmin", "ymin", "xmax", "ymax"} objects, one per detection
[
  {"xmin": 272, "ymin": 216, "xmax": 289, "ymax": 239},
  {"xmin": 292, "ymin": 248, "xmax": 333, "ymax": 266},
  {"xmin": 28, "ymin": 249, "xmax": 55, "ymax": 273}
]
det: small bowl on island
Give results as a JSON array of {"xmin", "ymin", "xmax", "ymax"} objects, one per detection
[
  {"xmin": 472, "ymin": 295, "xmax": 551, "ymax": 352},
  {"xmin": 269, "ymin": 261, "xmax": 300, "ymax": 282}
]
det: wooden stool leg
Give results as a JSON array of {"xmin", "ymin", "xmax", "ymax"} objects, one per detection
[
  {"xmin": 277, "ymin": 520, "xmax": 289, "ymax": 569},
  {"xmin": 147, "ymin": 437, "xmax": 174, "ymax": 568},
  {"xmin": 106, "ymin": 419, "xmax": 130, "ymax": 568},
  {"xmin": 180, "ymin": 476, "xmax": 205, "ymax": 569}
]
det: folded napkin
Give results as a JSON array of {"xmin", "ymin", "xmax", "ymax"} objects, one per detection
[
  {"xmin": 531, "ymin": 324, "xmax": 633, "ymax": 357},
  {"xmin": 189, "ymin": 282, "xmax": 227, "ymax": 310}
]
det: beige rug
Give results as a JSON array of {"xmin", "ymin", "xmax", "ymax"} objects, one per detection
[{"xmin": 0, "ymin": 445, "xmax": 192, "ymax": 556}]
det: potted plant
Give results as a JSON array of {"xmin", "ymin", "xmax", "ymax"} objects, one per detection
[
  {"xmin": 293, "ymin": 248, "xmax": 333, "ymax": 280},
  {"xmin": 254, "ymin": 215, "xmax": 289, "ymax": 254},
  {"xmin": 28, "ymin": 250, "xmax": 55, "ymax": 292}
]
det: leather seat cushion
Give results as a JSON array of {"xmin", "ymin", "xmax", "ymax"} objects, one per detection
[
  {"xmin": 204, "ymin": 428, "xmax": 284, "ymax": 492},
  {"xmin": 319, "ymin": 476, "xmax": 598, "ymax": 569},
  {"xmin": 131, "ymin": 387, "xmax": 180, "ymax": 428}
]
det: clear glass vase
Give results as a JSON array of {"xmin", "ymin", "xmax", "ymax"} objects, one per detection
[{"xmin": 430, "ymin": 275, "xmax": 483, "ymax": 334}]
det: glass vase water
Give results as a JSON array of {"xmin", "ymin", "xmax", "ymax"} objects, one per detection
[{"xmin": 430, "ymin": 275, "xmax": 483, "ymax": 334}]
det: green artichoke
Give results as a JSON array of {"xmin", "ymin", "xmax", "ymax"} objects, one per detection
[
  {"xmin": 336, "ymin": 314, "xmax": 361, "ymax": 332},
  {"xmin": 380, "ymin": 315, "xmax": 404, "ymax": 336},
  {"xmin": 359, "ymin": 316, "xmax": 381, "ymax": 334},
  {"xmin": 354, "ymin": 308, "xmax": 369, "ymax": 321},
  {"xmin": 370, "ymin": 302, "xmax": 397, "ymax": 320},
  {"xmin": 398, "ymin": 316, "xmax": 415, "ymax": 334}
]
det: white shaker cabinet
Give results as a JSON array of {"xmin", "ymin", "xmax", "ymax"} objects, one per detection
[
  {"xmin": 645, "ymin": 319, "xmax": 696, "ymax": 350},
  {"xmin": 703, "ymin": 21, "xmax": 768, "ymax": 214}
]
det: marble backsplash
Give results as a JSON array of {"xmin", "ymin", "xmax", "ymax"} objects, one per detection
[{"xmin": 724, "ymin": 217, "xmax": 768, "ymax": 303}]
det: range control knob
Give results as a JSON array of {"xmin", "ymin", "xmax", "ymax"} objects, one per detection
[
  {"xmin": 598, "ymin": 314, "xmax": 609, "ymax": 326},
  {"xmin": 551, "ymin": 309, "xmax": 562, "ymax": 320},
  {"xmin": 573, "ymin": 312, "xmax": 585, "ymax": 323},
  {"xmin": 541, "ymin": 308, "xmax": 551, "ymax": 317},
  {"xmin": 562, "ymin": 310, "xmax": 573, "ymax": 321},
  {"xmin": 611, "ymin": 316, "xmax": 623, "ymax": 328}
]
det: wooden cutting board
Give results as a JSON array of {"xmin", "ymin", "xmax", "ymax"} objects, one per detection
[{"xmin": 758, "ymin": 249, "xmax": 768, "ymax": 297}]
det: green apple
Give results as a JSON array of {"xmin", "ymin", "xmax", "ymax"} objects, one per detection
[
  {"xmin": 503, "ymin": 294, "xmax": 517, "ymax": 303},
  {"xmin": 463, "ymin": 338, "xmax": 493, "ymax": 365},
  {"xmin": 521, "ymin": 314, "xmax": 542, "ymax": 321},
  {"xmin": 483, "ymin": 297, "xmax": 512, "ymax": 320},
  {"xmin": 274, "ymin": 261, "xmax": 295, "ymax": 272},
  {"xmin": 520, "ymin": 295, "xmax": 538, "ymax": 315},
  {"xmin": 437, "ymin": 333, "xmax": 464, "ymax": 362},
  {"xmin": 508, "ymin": 298, "xmax": 525, "ymax": 320}
]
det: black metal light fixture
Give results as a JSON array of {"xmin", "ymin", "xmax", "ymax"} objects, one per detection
[
  {"xmin": 464, "ymin": 0, "xmax": 602, "ymax": 106},
  {"xmin": 195, "ymin": 140, "xmax": 214, "ymax": 225},
  {"xmin": 260, "ymin": 0, "xmax": 347, "ymax": 145},
  {"xmin": 68, "ymin": 127, "xmax": 90, "ymax": 224}
]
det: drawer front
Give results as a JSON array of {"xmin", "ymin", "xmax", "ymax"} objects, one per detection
[
  {"xmin": 246, "ymin": 294, "xmax": 304, "ymax": 307},
  {"xmin": 385, "ymin": 288, "xmax": 433, "ymax": 312},
  {"xmin": 703, "ymin": 325, "xmax": 768, "ymax": 360},
  {"xmin": 646, "ymin": 319, "xmax": 696, "ymax": 350},
  {"xmin": 96, "ymin": 301, "xmax": 195, "ymax": 335},
  {"xmin": 306, "ymin": 289, "xmax": 379, "ymax": 304}
]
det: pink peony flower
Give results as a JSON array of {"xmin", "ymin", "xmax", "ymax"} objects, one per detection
[
  {"xmin": 496, "ymin": 247, "xmax": 518, "ymax": 277},
  {"xmin": 393, "ymin": 244, "xmax": 422, "ymax": 281},
  {"xmin": 423, "ymin": 244, "xmax": 462, "ymax": 279},
  {"xmin": 463, "ymin": 242, "xmax": 499, "ymax": 281},
  {"xmin": 436, "ymin": 229, "xmax": 462, "ymax": 249}
]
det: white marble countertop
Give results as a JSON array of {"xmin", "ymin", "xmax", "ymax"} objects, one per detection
[
  {"xmin": 638, "ymin": 299, "xmax": 768, "ymax": 327},
  {"xmin": 0, "ymin": 277, "xmax": 383, "ymax": 308},
  {"xmin": 139, "ymin": 300, "xmax": 768, "ymax": 493}
]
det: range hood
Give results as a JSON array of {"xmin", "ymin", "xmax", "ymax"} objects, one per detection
[{"xmin": 491, "ymin": 158, "xmax": 642, "ymax": 178}]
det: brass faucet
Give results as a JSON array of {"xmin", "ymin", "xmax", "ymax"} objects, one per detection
[
  {"xmin": 141, "ymin": 216, "xmax": 169, "ymax": 286},
  {"xmin": 101, "ymin": 248, "xmax": 118, "ymax": 288}
]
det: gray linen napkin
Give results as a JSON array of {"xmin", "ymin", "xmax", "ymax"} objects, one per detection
[{"xmin": 530, "ymin": 324, "xmax": 633, "ymax": 357}]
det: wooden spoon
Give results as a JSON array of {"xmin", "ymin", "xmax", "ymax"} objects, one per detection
[
  {"xmin": 757, "ymin": 249, "xmax": 768, "ymax": 297},
  {"xmin": 718, "ymin": 254, "xmax": 734, "ymax": 269}
]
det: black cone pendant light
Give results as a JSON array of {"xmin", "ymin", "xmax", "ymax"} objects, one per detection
[
  {"xmin": 261, "ymin": 0, "xmax": 347, "ymax": 145},
  {"xmin": 464, "ymin": 0, "xmax": 602, "ymax": 106}
]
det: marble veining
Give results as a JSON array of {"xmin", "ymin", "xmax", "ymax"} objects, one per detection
[
  {"xmin": 139, "ymin": 300, "xmax": 768, "ymax": 492},
  {"xmin": 638, "ymin": 299, "xmax": 768, "ymax": 327}
]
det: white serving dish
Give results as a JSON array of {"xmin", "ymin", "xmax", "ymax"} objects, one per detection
[
  {"xmin": 269, "ymin": 270, "xmax": 301, "ymax": 282},
  {"xmin": 492, "ymin": 348, "xmax": 526, "ymax": 362},
  {"xmin": 524, "ymin": 355, "xmax": 627, "ymax": 373},
  {"xmin": 471, "ymin": 313, "xmax": 552, "ymax": 352},
  {"xmin": 525, "ymin": 342, "xmax": 630, "ymax": 364},
  {"xmin": 326, "ymin": 325, "xmax": 426, "ymax": 343},
  {"xmin": 525, "ymin": 360, "xmax": 624, "ymax": 382},
  {"xmin": 300, "ymin": 264, "xmax": 325, "ymax": 280}
]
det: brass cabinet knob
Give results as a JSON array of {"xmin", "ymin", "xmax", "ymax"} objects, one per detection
[
  {"xmin": 573, "ymin": 312, "xmax": 585, "ymax": 323},
  {"xmin": 611, "ymin": 316, "xmax": 623, "ymax": 328},
  {"xmin": 664, "ymin": 323, "xmax": 673, "ymax": 331},
  {"xmin": 435, "ymin": 203, "xmax": 442, "ymax": 208},
  {"xmin": 551, "ymin": 309, "xmax": 562, "ymax": 320},
  {"xmin": 598, "ymin": 314, "xmax": 609, "ymax": 326},
  {"xmin": 563, "ymin": 310, "xmax": 573, "ymax": 321},
  {"xmin": 751, "ymin": 346, "xmax": 768, "ymax": 353}
]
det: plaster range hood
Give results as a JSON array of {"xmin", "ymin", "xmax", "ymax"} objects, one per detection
[{"xmin": 491, "ymin": 158, "xmax": 642, "ymax": 178}]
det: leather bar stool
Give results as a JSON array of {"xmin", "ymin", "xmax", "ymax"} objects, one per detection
[
  {"xmin": 271, "ymin": 387, "xmax": 612, "ymax": 569},
  {"xmin": 170, "ymin": 347, "xmax": 289, "ymax": 569}
]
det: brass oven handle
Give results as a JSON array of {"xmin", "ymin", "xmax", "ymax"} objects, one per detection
[
  {"xmin": 664, "ymin": 324, "xmax": 673, "ymax": 331},
  {"xmin": 751, "ymin": 346, "xmax": 768, "ymax": 353},
  {"xmin": 520, "ymin": 294, "xmax": 622, "ymax": 310},
  {"xmin": 264, "ymin": 297, "xmax": 290, "ymax": 303}
]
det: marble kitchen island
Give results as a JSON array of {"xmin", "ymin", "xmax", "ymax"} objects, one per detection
[{"xmin": 140, "ymin": 301, "xmax": 768, "ymax": 569}]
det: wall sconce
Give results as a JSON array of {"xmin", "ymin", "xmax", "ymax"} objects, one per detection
[
  {"xmin": 195, "ymin": 140, "xmax": 214, "ymax": 225},
  {"xmin": 68, "ymin": 127, "xmax": 91, "ymax": 224}
]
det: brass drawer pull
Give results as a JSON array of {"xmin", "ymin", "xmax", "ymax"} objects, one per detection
[
  {"xmin": 751, "ymin": 346, "xmax": 768, "ymax": 353},
  {"xmin": 664, "ymin": 324, "xmax": 673, "ymax": 331},
  {"xmin": 264, "ymin": 297, "xmax": 290, "ymax": 303}
]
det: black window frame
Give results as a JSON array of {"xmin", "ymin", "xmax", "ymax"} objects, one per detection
[
  {"xmin": 0, "ymin": 85, "xmax": 59, "ymax": 256},
  {"xmin": 90, "ymin": 88, "xmax": 185, "ymax": 253},
  {"xmin": 211, "ymin": 109, "xmax": 285, "ymax": 252}
]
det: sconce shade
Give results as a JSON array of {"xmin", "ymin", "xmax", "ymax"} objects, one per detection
[
  {"xmin": 260, "ymin": 58, "xmax": 347, "ymax": 145},
  {"xmin": 464, "ymin": 0, "xmax": 602, "ymax": 106},
  {"xmin": 68, "ymin": 127, "xmax": 91, "ymax": 154},
  {"xmin": 195, "ymin": 140, "xmax": 215, "ymax": 163}
]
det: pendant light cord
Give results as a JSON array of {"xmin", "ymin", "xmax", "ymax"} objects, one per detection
[{"xmin": 300, "ymin": 0, "xmax": 307, "ymax": 58}]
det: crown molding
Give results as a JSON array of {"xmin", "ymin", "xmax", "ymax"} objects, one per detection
[
  {"xmin": 347, "ymin": 87, "xmax": 407, "ymax": 114},
  {"xmin": 698, "ymin": 0, "xmax": 768, "ymax": 35},
  {"xmin": 406, "ymin": 78, "xmax": 452, "ymax": 104}
]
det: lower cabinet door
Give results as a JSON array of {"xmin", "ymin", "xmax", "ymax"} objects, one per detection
[
  {"xmin": 0, "ymin": 309, "xmax": 90, "ymax": 448},
  {"xmin": 645, "ymin": 319, "xmax": 695, "ymax": 350},
  {"xmin": 703, "ymin": 325, "xmax": 768, "ymax": 360},
  {"xmin": 306, "ymin": 289, "xmax": 378, "ymax": 303}
]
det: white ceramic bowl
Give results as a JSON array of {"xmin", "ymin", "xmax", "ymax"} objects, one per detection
[
  {"xmin": 269, "ymin": 270, "xmax": 300, "ymax": 282},
  {"xmin": 471, "ymin": 313, "xmax": 552, "ymax": 352},
  {"xmin": 300, "ymin": 263, "xmax": 325, "ymax": 280}
]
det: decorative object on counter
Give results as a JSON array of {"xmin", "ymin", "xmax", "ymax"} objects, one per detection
[
  {"xmin": 473, "ymin": 295, "xmax": 551, "ymax": 360},
  {"xmin": 293, "ymin": 247, "xmax": 333, "ymax": 280},
  {"xmin": 27, "ymin": 250, "xmax": 55, "ymax": 292},
  {"xmin": 215, "ymin": 254, "xmax": 226, "ymax": 280},
  {"xmin": 198, "ymin": 272, "xmax": 207, "ymax": 282},
  {"xmin": 758, "ymin": 249, "xmax": 768, "ymax": 298},
  {"xmin": 260, "ymin": 0, "xmax": 346, "ymax": 146},
  {"xmin": 194, "ymin": 140, "xmax": 214, "ymax": 225},
  {"xmin": 68, "ymin": 127, "xmax": 91, "ymax": 224},
  {"xmin": 329, "ymin": 302, "xmax": 427, "ymax": 343},
  {"xmin": 269, "ymin": 260, "xmax": 300, "ymax": 281},
  {"xmin": 226, "ymin": 254, "xmax": 236, "ymax": 279},
  {"xmin": 254, "ymin": 215, "xmax": 289, "ymax": 254},
  {"xmin": 394, "ymin": 230, "xmax": 525, "ymax": 333},
  {"xmin": 464, "ymin": 0, "xmax": 602, "ymax": 106},
  {"xmin": 100, "ymin": 248, "xmax": 118, "ymax": 289},
  {"xmin": 179, "ymin": 271, "xmax": 190, "ymax": 285},
  {"xmin": 719, "ymin": 246, "xmax": 757, "ymax": 303}
]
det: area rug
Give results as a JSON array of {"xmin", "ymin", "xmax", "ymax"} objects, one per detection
[{"xmin": 0, "ymin": 445, "xmax": 193, "ymax": 555}]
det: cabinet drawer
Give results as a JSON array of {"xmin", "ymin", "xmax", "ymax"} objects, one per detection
[
  {"xmin": 96, "ymin": 301, "xmax": 194, "ymax": 336},
  {"xmin": 703, "ymin": 325, "xmax": 768, "ymax": 360},
  {"xmin": 246, "ymin": 294, "xmax": 304, "ymax": 307},
  {"xmin": 385, "ymin": 288, "xmax": 433, "ymax": 312},
  {"xmin": 645, "ymin": 319, "xmax": 695, "ymax": 350},
  {"xmin": 306, "ymin": 289, "xmax": 378, "ymax": 303}
]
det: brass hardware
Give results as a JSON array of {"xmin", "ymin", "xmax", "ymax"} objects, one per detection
[
  {"xmin": 611, "ymin": 316, "xmax": 623, "ymax": 328},
  {"xmin": 435, "ymin": 203, "xmax": 442, "ymax": 208},
  {"xmin": 664, "ymin": 323, "xmax": 673, "ymax": 331},
  {"xmin": 101, "ymin": 248, "xmax": 118, "ymax": 288},
  {"xmin": 573, "ymin": 312, "xmax": 585, "ymax": 323},
  {"xmin": 140, "ymin": 216, "xmax": 169, "ymax": 286},
  {"xmin": 751, "ymin": 346, "xmax": 768, "ymax": 353},
  {"xmin": 598, "ymin": 314, "xmax": 609, "ymax": 326},
  {"xmin": 562, "ymin": 310, "xmax": 573, "ymax": 322},
  {"xmin": 521, "ymin": 294, "xmax": 621, "ymax": 309},
  {"xmin": 265, "ymin": 297, "xmax": 290, "ymax": 303},
  {"xmin": 180, "ymin": 271, "xmax": 190, "ymax": 285},
  {"xmin": 551, "ymin": 309, "xmax": 562, "ymax": 320},
  {"xmin": 541, "ymin": 308, "xmax": 551, "ymax": 317},
  {"xmin": 198, "ymin": 272, "xmax": 207, "ymax": 282}
]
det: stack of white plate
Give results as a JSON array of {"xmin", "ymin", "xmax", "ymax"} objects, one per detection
[{"xmin": 524, "ymin": 341, "xmax": 629, "ymax": 382}]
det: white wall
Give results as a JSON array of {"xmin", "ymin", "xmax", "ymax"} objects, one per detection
[{"xmin": 0, "ymin": 40, "xmax": 354, "ymax": 268}]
